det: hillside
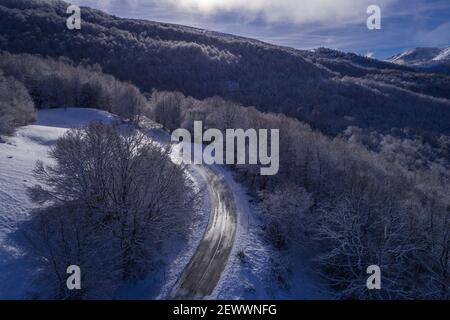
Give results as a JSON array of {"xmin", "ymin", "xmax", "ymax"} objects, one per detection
[
  {"xmin": 1, "ymin": 0, "xmax": 450, "ymax": 138},
  {"xmin": 0, "ymin": 108, "xmax": 115, "ymax": 298},
  {"xmin": 388, "ymin": 47, "xmax": 450, "ymax": 75},
  {"xmin": 388, "ymin": 47, "xmax": 443, "ymax": 65}
]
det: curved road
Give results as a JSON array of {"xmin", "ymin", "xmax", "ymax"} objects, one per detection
[{"xmin": 171, "ymin": 165, "xmax": 238, "ymax": 299}]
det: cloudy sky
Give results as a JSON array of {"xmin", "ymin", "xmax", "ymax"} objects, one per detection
[{"xmin": 72, "ymin": 0, "xmax": 450, "ymax": 59}]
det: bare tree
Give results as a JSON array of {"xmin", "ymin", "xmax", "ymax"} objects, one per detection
[
  {"xmin": 25, "ymin": 123, "xmax": 198, "ymax": 297},
  {"xmin": 150, "ymin": 91, "xmax": 184, "ymax": 132},
  {"xmin": 0, "ymin": 71, "xmax": 35, "ymax": 135}
]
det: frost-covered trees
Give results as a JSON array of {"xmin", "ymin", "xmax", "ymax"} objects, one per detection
[
  {"xmin": 149, "ymin": 91, "xmax": 184, "ymax": 132},
  {"xmin": 159, "ymin": 92, "xmax": 449, "ymax": 299},
  {"xmin": 0, "ymin": 52, "xmax": 148, "ymax": 123},
  {"xmin": 21, "ymin": 203, "xmax": 120, "ymax": 299},
  {"xmin": 24, "ymin": 123, "xmax": 197, "ymax": 298},
  {"xmin": 3, "ymin": 0, "xmax": 450, "ymax": 141},
  {"xmin": 311, "ymin": 186, "xmax": 423, "ymax": 299},
  {"xmin": 0, "ymin": 71, "xmax": 35, "ymax": 135},
  {"xmin": 1, "ymin": 0, "xmax": 448, "ymax": 298},
  {"xmin": 259, "ymin": 185, "xmax": 312, "ymax": 249}
]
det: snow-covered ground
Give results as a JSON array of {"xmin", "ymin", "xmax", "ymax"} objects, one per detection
[
  {"xmin": 211, "ymin": 167, "xmax": 330, "ymax": 299},
  {"xmin": 0, "ymin": 108, "xmax": 116, "ymax": 299},
  {"xmin": 115, "ymin": 161, "xmax": 210, "ymax": 300},
  {"xmin": 0, "ymin": 108, "xmax": 328, "ymax": 299},
  {"xmin": 163, "ymin": 141, "xmax": 329, "ymax": 299},
  {"xmin": 0, "ymin": 108, "xmax": 211, "ymax": 299}
]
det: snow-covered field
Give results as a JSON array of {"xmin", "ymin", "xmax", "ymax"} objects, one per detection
[{"xmin": 0, "ymin": 108, "xmax": 115, "ymax": 299}]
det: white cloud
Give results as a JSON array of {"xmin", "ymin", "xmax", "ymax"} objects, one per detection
[
  {"xmin": 415, "ymin": 21, "xmax": 450, "ymax": 47},
  {"xmin": 167, "ymin": 0, "xmax": 396, "ymax": 24},
  {"xmin": 75, "ymin": 0, "xmax": 398, "ymax": 25}
]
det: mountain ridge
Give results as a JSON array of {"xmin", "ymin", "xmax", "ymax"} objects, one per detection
[
  {"xmin": 387, "ymin": 46, "xmax": 450, "ymax": 74},
  {"xmin": 1, "ymin": 0, "xmax": 450, "ymax": 138}
]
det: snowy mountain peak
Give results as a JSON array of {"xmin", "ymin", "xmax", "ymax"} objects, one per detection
[
  {"xmin": 387, "ymin": 46, "xmax": 450, "ymax": 74},
  {"xmin": 387, "ymin": 47, "xmax": 443, "ymax": 66},
  {"xmin": 433, "ymin": 46, "xmax": 450, "ymax": 61}
]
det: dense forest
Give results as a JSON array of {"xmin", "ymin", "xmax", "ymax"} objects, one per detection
[
  {"xmin": 0, "ymin": 0, "xmax": 449, "ymax": 299},
  {"xmin": 24, "ymin": 123, "xmax": 198, "ymax": 299},
  {"xmin": 0, "ymin": 51, "xmax": 200, "ymax": 298},
  {"xmin": 149, "ymin": 91, "xmax": 450, "ymax": 299},
  {"xmin": 0, "ymin": 68, "xmax": 35, "ymax": 135},
  {"xmin": 1, "ymin": 0, "xmax": 450, "ymax": 139},
  {"xmin": 0, "ymin": 52, "xmax": 148, "ymax": 134}
]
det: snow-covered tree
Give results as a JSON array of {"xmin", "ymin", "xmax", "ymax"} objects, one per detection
[
  {"xmin": 25, "ymin": 123, "xmax": 198, "ymax": 297},
  {"xmin": 0, "ymin": 71, "xmax": 35, "ymax": 135}
]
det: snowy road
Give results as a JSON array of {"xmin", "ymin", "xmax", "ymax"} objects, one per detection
[{"xmin": 171, "ymin": 165, "xmax": 237, "ymax": 299}]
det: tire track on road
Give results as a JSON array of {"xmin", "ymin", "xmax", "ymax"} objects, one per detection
[{"xmin": 171, "ymin": 165, "xmax": 237, "ymax": 299}]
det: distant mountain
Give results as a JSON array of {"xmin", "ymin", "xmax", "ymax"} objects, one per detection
[
  {"xmin": 387, "ymin": 47, "xmax": 450, "ymax": 75},
  {"xmin": 1, "ymin": 0, "xmax": 450, "ymax": 138},
  {"xmin": 388, "ymin": 47, "xmax": 443, "ymax": 65}
]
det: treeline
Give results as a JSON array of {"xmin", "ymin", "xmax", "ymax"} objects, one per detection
[
  {"xmin": 0, "ymin": 69, "xmax": 35, "ymax": 135},
  {"xmin": 0, "ymin": 52, "xmax": 198, "ymax": 298},
  {"xmin": 343, "ymin": 126, "xmax": 450, "ymax": 172},
  {"xmin": 149, "ymin": 91, "xmax": 450, "ymax": 299},
  {"xmin": 306, "ymin": 48, "xmax": 450, "ymax": 100},
  {"xmin": 2, "ymin": 0, "xmax": 450, "ymax": 140},
  {"xmin": 0, "ymin": 52, "xmax": 148, "ymax": 134}
]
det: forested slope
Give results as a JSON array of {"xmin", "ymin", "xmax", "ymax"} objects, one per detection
[{"xmin": 1, "ymin": 0, "xmax": 450, "ymax": 137}]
